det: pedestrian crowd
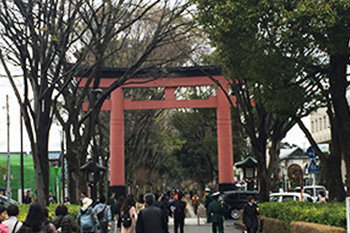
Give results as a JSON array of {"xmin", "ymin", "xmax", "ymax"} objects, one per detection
[{"xmin": 0, "ymin": 187, "xmax": 260, "ymax": 233}]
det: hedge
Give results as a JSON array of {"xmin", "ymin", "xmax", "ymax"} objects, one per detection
[
  {"xmin": 261, "ymin": 217, "xmax": 346, "ymax": 233},
  {"xmin": 17, "ymin": 204, "xmax": 81, "ymax": 222},
  {"xmin": 259, "ymin": 202, "xmax": 346, "ymax": 228}
]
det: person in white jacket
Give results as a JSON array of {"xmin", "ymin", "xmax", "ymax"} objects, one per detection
[{"xmin": 3, "ymin": 204, "xmax": 23, "ymax": 233}]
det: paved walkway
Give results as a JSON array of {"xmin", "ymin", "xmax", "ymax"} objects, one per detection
[
  {"xmin": 168, "ymin": 218, "xmax": 241, "ymax": 233},
  {"xmin": 112, "ymin": 218, "xmax": 241, "ymax": 233}
]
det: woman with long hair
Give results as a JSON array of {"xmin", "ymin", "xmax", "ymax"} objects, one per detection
[
  {"xmin": 115, "ymin": 196, "xmax": 125, "ymax": 230},
  {"xmin": 17, "ymin": 203, "xmax": 54, "ymax": 233},
  {"xmin": 120, "ymin": 196, "xmax": 137, "ymax": 233}
]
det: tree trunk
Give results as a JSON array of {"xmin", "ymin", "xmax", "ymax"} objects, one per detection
[
  {"xmin": 33, "ymin": 96, "xmax": 52, "ymax": 207},
  {"xmin": 329, "ymin": 53, "xmax": 350, "ymax": 196},
  {"xmin": 268, "ymin": 139, "xmax": 282, "ymax": 192},
  {"xmin": 254, "ymin": 136, "xmax": 269, "ymax": 202},
  {"xmin": 325, "ymin": 107, "xmax": 346, "ymax": 201}
]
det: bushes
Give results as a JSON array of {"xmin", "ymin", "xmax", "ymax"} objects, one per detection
[
  {"xmin": 290, "ymin": 221, "xmax": 346, "ymax": 233},
  {"xmin": 17, "ymin": 204, "xmax": 81, "ymax": 222},
  {"xmin": 261, "ymin": 217, "xmax": 289, "ymax": 233},
  {"xmin": 260, "ymin": 202, "xmax": 346, "ymax": 228}
]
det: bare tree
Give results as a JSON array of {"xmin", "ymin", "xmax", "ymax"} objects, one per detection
[{"xmin": 0, "ymin": 0, "xmax": 195, "ymax": 205}]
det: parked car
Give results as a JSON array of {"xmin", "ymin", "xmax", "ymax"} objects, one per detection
[
  {"xmin": 294, "ymin": 185, "xmax": 328, "ymax": 201},
  {"xmin": 0, "ymin": 194, "xmax": 19, "ymax": 206},
  {"xmin": 269, "ymin": 192, "xmax": 313, "ymax": 202},
  {"xmin": 222, "ymin": 190, "xmax": 259, "ymax": 220}
]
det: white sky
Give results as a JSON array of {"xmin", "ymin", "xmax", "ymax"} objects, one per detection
[
  {"xmin": 283, "ymin": 117, "xmax": 310, "ymax": 150},
  {"xmin": 0, "ymin": 78, "xmax": 61, "ymax": 153}
]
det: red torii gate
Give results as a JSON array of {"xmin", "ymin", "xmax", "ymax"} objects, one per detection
[{"xmin": 80, "ymin": 66, "xmax": 235, "ymax": 196}]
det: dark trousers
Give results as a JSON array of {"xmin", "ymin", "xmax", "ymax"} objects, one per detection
[
  {"xmin": 212, "ymin": 221, "xmax": 224, "ymax": 233},
  {"xmin": 174, "ymin": 217, "xmax": 184, "ymax": 233},
  {"xmin": 247, "ymin": 227, "xmax": 257, "ymax": 233},
  {"xmin": 193, "ymin": 205, "xmax": 199, "ymax": 215}
]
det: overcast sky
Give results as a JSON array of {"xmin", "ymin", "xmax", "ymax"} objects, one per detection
[{"xmin": 0, "ymin": 78, "xmax": 61, "ymax": 153}]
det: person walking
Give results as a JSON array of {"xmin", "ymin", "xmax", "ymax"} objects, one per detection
[
  {"xmin": 136, "ymin": 193, "xmax": 167, "ymax": 233},
  {"xmin": 94, "ymin": 196, "xmax": 112, "ymax": 233},
  {"xmin": 135, "ymin": 195, "xmax": 145, "ymax": 214},
  {"xmin": 172, "ymin": 192, "xmax": 186, "ymax": 233},
  {"xmin": 120, "ymin": 196, "xmax": 137, "ymax": 233},
  {"xmin": 204, "ymin": 188, "xmax": 213, "ymax": 223},
  {"xmin": 0, "ymin": 205, "xmax": 9, "ymax": 233},
  {"xmin": 243, "ymin": 195, "xmax": 259, "ymax": 233},
  {"xmin": 17, "ymin": 203, "xmax": 54, "ymax": 233},
  {"xmin": 191, "ymin": 193, "xmax": 200, "ymax": 215},
  {"xmin": 77, "ymin": 198, "xmax": 99, "ymax": 233},
  {"xmin": 207, "ymin": 192, "xmax": 225, "ymax": 233},
  {"xmin": 52, "ymin": 205, "xmax": 80, "ymax": 233},
  {"xmin": 115, "ymin": 196, "xmax": 125, "ymax": 231},
  {"xmin": 23, "ymin": 191, "xmax": 32, "ymax": 204},
  {"xmin": 3, "ymin": 204, "xmax": 22, "ymax": 233}
]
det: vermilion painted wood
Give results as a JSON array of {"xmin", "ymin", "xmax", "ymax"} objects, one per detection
[
  {"xmin": 80, "ymin": 73, "xmax": 235, "ymax": 187},
  {"xmin": 109, "ymin": 88, "xmax": 125, "ymax": 186},
  {"xmin": 79, "ymin": 75, "xmax": 230, "ymax": 88}
]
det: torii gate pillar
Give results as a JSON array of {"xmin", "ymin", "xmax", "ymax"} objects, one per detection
[
  {"xmin": 109, "ymin": 88, "xmax": 126, "ymax": 197},
  {"xmin": 217, "ymin": 86, "xmax": 235, "ymax": 191}
]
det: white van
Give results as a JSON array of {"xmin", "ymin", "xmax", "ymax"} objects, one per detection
[
  {"xmin": 294, "ymin": 185, "xmax": 328, "ymax": 201},
  {"xmin": 269, "ymin": 192, "xmax": 313, "ymax": 202}
]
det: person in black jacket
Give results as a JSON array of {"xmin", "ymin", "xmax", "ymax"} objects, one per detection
[
  {"xmin": 243, "ymin": 195, "xmax": 259, "ymax": 233},
  {"xmin": 172, "ymin": 192, "xmax": 186, "ymax": 233},
  {"xmin": 136, "ymin": 193, "xmax": 167, "ymax": 233}
]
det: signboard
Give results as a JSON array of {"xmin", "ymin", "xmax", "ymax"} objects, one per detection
[
  {"xmin": 306, "ymin": 147, "xmax": 317, "ymax": 159},
  {"xmin": 308, "ymin": 159, "xmax": 320, "ymax": 174}
]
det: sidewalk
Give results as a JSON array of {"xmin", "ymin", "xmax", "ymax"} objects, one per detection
[
  {"xmin": 168, "ymin": 218, "xmax": 241, "ymax": 233},
  {"xmin": 168, "ymin": 217, "xmax": 207, "ymax": 226}
]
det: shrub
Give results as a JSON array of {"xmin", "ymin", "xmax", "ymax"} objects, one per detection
[
  {"xmin": 259, "ymin": 202, "xmax": 346, "ymax": 228},
  {"xmin": 17, "ymin": 204, "xmax": 81, "ymax": 222}
]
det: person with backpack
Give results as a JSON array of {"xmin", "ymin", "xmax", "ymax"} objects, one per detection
[
  {"xmin": 3, "ymin": 204, "xmax": 22, "ymax": 233},
  {"xmin": 172, "ymin": 192, "xmax": 186, "ymax": 233},
  {"xmin": 93, "ymin": 196, "xmax": 112, "ymax": 233},
  {"xmin": 52, "ymin": 205, "xmax": 80, "ymax": 233},
  {"xmin": 120, "ymin": 196, "xmax": 137, "ymax": 233},
  {"xmin": 77, "ymin": 198, "xmax": 99, "ymax": 233}
]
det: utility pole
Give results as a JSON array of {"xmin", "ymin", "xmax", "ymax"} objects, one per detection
[
  {"xmin": 6, "ymin": 95, "xmax": 11, "ymax": 201},
  {"xmin": 61, "ymin": 131, "xmax": 65, "ymax": 203},
  {"xmin": 20, "ymin": 102, "xmax": 24, "ymax": 202}
]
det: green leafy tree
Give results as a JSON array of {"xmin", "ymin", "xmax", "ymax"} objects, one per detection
[{"xmin": 194, "ymin": 0, "xmax": 349, "ymax": 201}]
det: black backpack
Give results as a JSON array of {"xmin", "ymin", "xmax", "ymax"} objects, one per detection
[
  {"xmin": 174, "ymin": 200, "xmax": 186, "ymax": 218},
  {"xmin": 121, "ymin": 210, "xmax": 132, "ymax": 228}
]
